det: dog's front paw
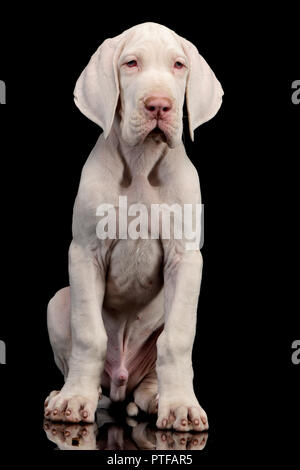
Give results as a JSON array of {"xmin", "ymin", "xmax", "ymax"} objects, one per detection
[
  {"xmin": 156, "ymin": 398, "xmax": 208, "ymax": 432},
  {"xmin": 44, "ymin": 388, "xmax": 99, "ymax": 423}
]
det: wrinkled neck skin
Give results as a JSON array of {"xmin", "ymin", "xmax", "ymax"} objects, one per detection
[{"xmin": 109, "ymin": 114, "xmax": 178, "ymax": 181}]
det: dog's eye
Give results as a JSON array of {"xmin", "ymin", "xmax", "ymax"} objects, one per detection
[
  {"xmin": 174, "ymin": 61, "xmax": 184, "ymax": 69},
  {"xmin": 126, "ymin": 60, "xmax": 138, "ymax": 68}
]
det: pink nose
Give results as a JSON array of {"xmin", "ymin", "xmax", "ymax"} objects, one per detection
[{"xmin": 144, "ymin": 96, "xmax": 172, "ymax": 119}]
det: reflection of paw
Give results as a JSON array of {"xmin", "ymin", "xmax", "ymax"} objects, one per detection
[
  {"xmin": 157, "ymin": 401, "xmax": 208, "ymax": 432},
  {"xmin": 106, "ymin": 425, "xmax": 127, "ymax": 450},
  {"xmin": 130, "ymin": 422, "xmax": 156, "ymax": 450},
  {"xmin": 156, "ymin": 430, "xmax": 208, "ymax": 450},
  {"xmin": 127, "ymin": 419, "xmax": 209, "ymax": 451},
  {"xmin": 43, "ymin": 420, "xmax": 98, "ymax": 450},
  {"xmin": 44, "ymin": 388, "xmax": 98, "ymax": 423},
  {"xmin": 126, "ymin": 416, "xmax": 139, "ymax": 427},
  {"xmin": 185, "ymin": 432, "xmax": 208, "ymax": 451}
]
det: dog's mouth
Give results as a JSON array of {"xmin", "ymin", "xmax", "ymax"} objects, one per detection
[{"xmin": 148, "ymin": 126, "xmax": 167, "ymax": 142}]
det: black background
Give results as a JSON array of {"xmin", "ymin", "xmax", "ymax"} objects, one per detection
[{"xmin": 0, "ymin": 4, "xmax": 299, "ymax": 461}]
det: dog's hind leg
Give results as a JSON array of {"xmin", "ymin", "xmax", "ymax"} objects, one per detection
[
  {"xmin": 126, "ymin": 370, "xmax": 158, "ymax": 417},
  {"xmin": 47, "ymin": 287, "xmax": 72, "ymax": 380}
]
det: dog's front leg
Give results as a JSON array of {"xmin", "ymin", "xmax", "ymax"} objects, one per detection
[
  {"xmin": 156, "ymin": 247, "xmax": 208, "ymax": 432},
  {"xmin": 45, "ymin": 241, "xmax": 107, "ymax": 423}
]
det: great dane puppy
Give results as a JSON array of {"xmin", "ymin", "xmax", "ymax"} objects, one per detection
[{"xmin": 45, "ymin": 22, "xmax": 223, "ymax": 432}]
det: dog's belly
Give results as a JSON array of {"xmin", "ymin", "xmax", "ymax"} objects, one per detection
[{"xmin": 101, "ymin": 238, "xmax": 164, "ymax": 401}]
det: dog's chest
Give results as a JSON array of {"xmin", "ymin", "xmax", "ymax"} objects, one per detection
[
  {"xmin": 97, "ymin": 176, "xmax": 169, "ymax": 310},
  {"xmin": 103, "ymin": 238, "xmax": 163, "ymax": 312}
]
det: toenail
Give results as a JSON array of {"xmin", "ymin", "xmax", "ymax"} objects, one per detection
[
  {"xmin": 193, "ymin": 439, "xmax": 198, "ymax": 445},
  {"xmin": 65, "ymin": 409, "xmax": 71, "ymax": 416},
  {"xmin": 53, "ymin": 409, "xmax": 58, "ymax": 415},
  {"xmin": 161, "ymin": 433, "xmax": 167, "ymax": 441},
  {"xmin": 82, "ymin": 411, "xmax": 88, "ymax": 418},
  {"xmin": 180, "ymin": 438, "xmax": 186, "ymax": 444},
  {"xmin": 52, "ymin": 429, "xmax": 57, "ymax": 435},
  {"xmin": 181, "ymin": 419, "xmax": 187, "ymax": 425},
  {"xmin": 82, "ymin": 429, "xmax": 88, "ymax": 436},
  {"xmin": 65, "ymin": 431, "xmax": 70, "ymax": 437},
  {"xmin": 194, "ymin": 419, "xmax": 199, "ymax": 425},
  {"xmin": 45, "ymin": 410, "xmax": 50, "ymax": 416},
  {"xmin": 162, "ymin": 419, "xmax": 167, "ymax": 427}
]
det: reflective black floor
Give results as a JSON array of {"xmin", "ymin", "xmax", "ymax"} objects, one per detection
[{"xmin": 43, "ymin": 407, "xmax": 208, "ymax": 451}]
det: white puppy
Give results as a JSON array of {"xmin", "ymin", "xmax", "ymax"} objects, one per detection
[{"xmin": 45, "ymin": 22, "xmax": 223, "ymax": 432}]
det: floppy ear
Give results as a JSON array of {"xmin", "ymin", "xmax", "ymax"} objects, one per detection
[
  {"xmin": 181, "ymin": 39, "xmax": 224, "ymax": 141},
  {"xmin": 74, "ymin": 34, "xmax": 125, "ymax": 139}
]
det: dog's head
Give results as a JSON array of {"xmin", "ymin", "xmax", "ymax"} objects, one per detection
[{"xmin": 74, "ymin": 23, "xmax": 223, "ymax": 148}]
